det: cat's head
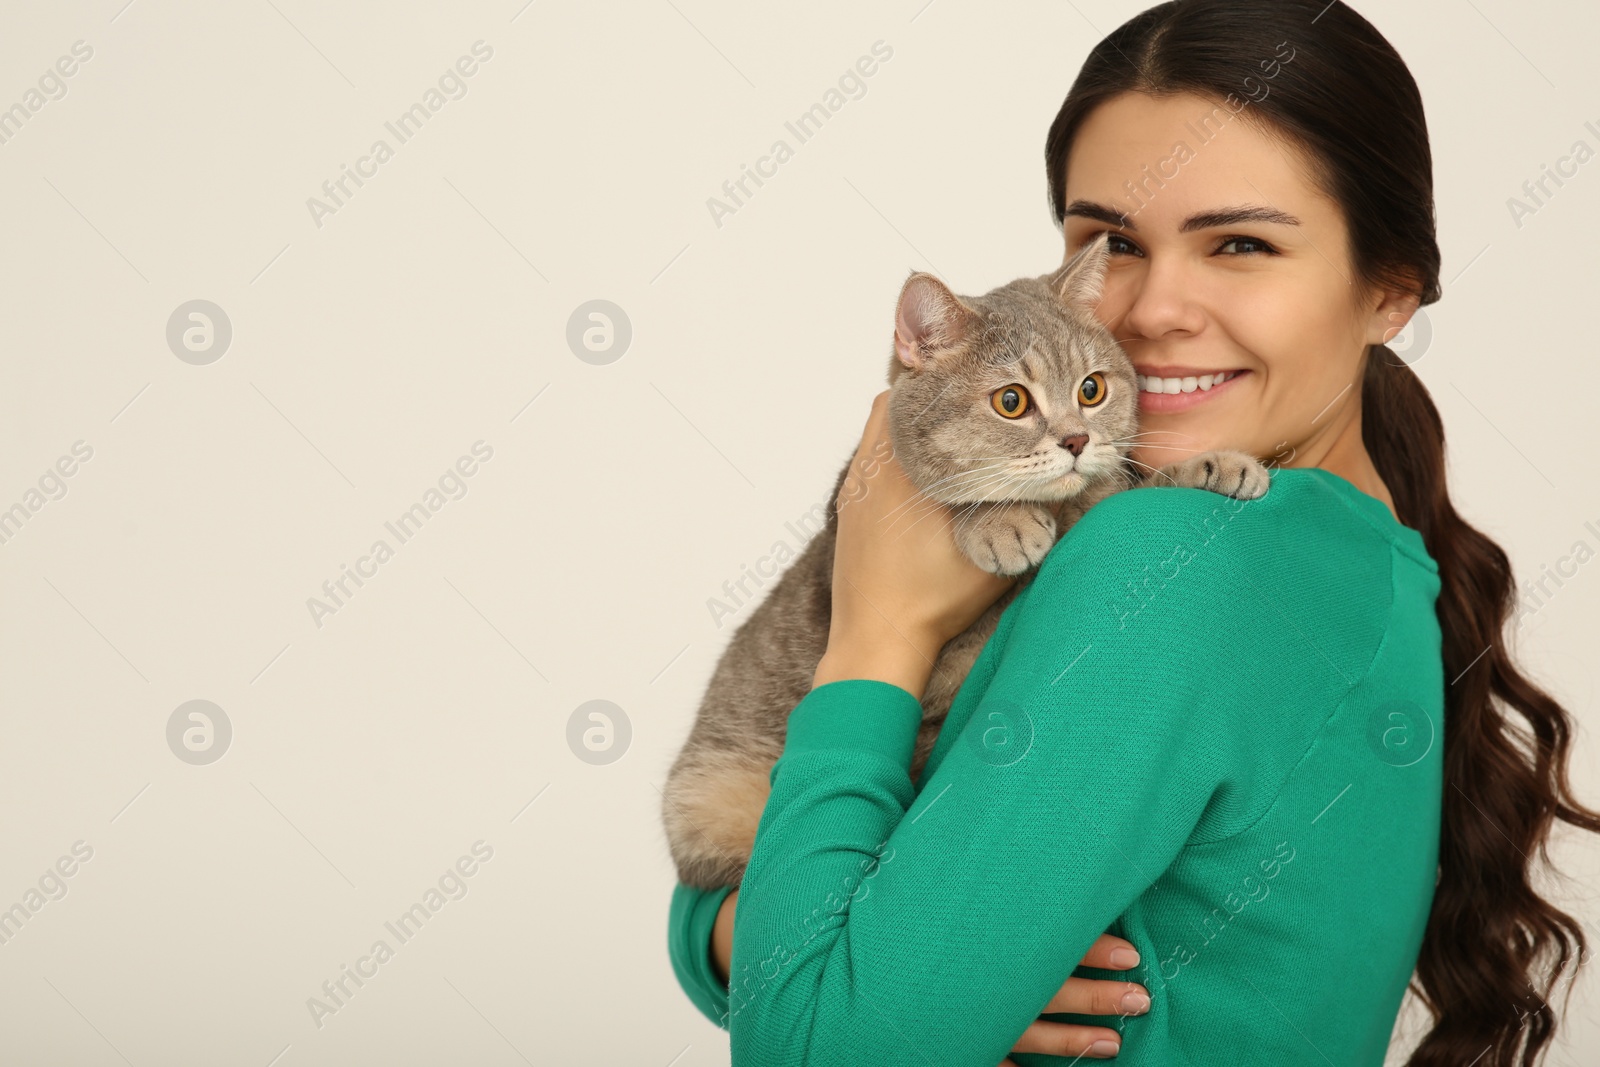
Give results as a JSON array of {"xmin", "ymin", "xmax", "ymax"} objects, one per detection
[{"xmin": 884, "ymin": 233, "xmax": 1139, "ymax": 505}]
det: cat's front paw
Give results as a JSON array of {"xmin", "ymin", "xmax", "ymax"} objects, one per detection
[
  {"xmin": 1154, "ymin": 450, "xmax": 1271, "ymax": 500},
  {"xmin": 954, "ymin": 503, "xmax": 1056, "ymax": 576}
]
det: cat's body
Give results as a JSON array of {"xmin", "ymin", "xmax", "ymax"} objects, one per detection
[{"xmin": 661, "ymin": 235, "xmax": 1268, "ymax": 890}]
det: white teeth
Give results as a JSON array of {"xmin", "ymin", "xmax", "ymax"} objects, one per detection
[{"xmin": 1141, "ymin": 370, "xmax": 1236, "ymax": 393}]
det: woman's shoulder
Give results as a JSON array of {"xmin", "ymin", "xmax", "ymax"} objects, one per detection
[
  {"xmin": 1028, "ymin": 467, "xmax": 1402, "ymax": 662},
  {"xmin": 1055, "ymin": 465, "xmax": 1409, "ymax": 569}
]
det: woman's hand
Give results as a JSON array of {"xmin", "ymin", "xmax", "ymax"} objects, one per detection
[
  {"xmin": 998, "ymin": 933, "xmax": 1150, "ymax": 1063},
  {"xmin": 709, "ymin": 891, "xmax": 1148, "ymax": 1061},
  {"xmin": 814, "ymin": 389, "xmax": 1017, "ymax": 700}
]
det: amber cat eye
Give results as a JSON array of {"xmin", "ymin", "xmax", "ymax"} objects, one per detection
[
  {"xmin": 1078, "ymin": 372, "xmax": 1107, "ymax": 407},
  {"xmin": 991, "ymin": 385, "xmax": 1031, "ymax": 419}
]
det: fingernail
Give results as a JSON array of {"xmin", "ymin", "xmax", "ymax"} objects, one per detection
[
  {"xmin": 1120, "ymin": 990, "xmax": 1151, "ymax": 1014},
  {"xmin": 1108, "ymin": 947, "xmax": 1140, "ymax": 969},
  {"xmin": 1088, "ymin": 1039, "xmax": 1120, "ymax": 1057}
]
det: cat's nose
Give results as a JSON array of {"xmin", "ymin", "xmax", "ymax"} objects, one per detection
[{"xmin": 1058, "ymin": 433, "xmax": 1088, "ymax": 457}]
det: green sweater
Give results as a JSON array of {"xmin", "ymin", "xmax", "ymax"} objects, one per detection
[{"xmin": 668, "ymin": 466, "xmax": 1443, "ymax": 1065}]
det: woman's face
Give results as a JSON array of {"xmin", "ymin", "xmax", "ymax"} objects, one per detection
[{"xmin": 1060, "ymin": 90, "xmax": 1416, "ymax": 475}]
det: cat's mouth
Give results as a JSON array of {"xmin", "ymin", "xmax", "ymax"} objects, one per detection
[
  {"xmin": 940, "ymin": 447, "xmax": 1107, "ymax": 502},
  {"xmin": 1030, "ymin": 461, "xmax": 1106, "ymax": 501}
]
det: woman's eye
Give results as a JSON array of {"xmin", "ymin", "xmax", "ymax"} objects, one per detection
[
  {"xmin": 991, "ymin": 384, "xmax": 1031, "ymax": 418},
  {"xmin": 1078, "ymin": 372, "xmax": 1107, "ymax": 407},
  {"xmin": 1085, "ymin": 232, "xmax": 1278, "ymax": 257},
  {"xmin": 1216, "ymin": 235, "xmax": 1278, "ymax": 256},
  {"xmin": 1102, "ymin": 232, "xmax": 1140, "ymax": 256}
]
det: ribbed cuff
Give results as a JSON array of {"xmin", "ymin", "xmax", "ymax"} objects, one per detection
[
  {"xmin": 667, "ymin": 881, "xmax": 734, "ymax": 1029},
  {"xmin": 781, "ymin": 679, "xmax": 924, "ymax": 768}
]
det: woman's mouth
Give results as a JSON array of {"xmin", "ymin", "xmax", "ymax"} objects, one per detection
[{"xmin": 1137, "ymin": 368, "xmax": 1248, "ymax": 413}]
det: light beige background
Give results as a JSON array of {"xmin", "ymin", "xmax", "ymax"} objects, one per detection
[{"xmin": 0, "ymin": 0, "xmax": 1595, "ymax": 1064}]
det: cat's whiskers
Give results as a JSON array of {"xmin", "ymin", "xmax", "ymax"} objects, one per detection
[
  {"xmin": 1113, "ymin": 430, "xmax": 1193, "ymax": 441},
  {"xmin": 943, "ymin": 501, "xmax": 992, "ymax": 543},
  {"xmin": 907, "ymin": 458, "xmax": 1021, "ymax": 498},
  {"xmin": 931, "ymin": 469, "xmax": 1065, "ymax": 543},
  {"xmin": 941, "ymin": 464, "xmax": 1036, "ymax": 502},
  {"xmin": 898, "ymin": 476, "xmax": 1023, "ymax": 540},
  {"xmin": 881, "ymin": 465, "xmax": 1020, "ymax": 534},
  {"xmin": 945, "ymin": 451, "xmax": 1103, "ymax": 513},
  {"xmin": 877, "ymin": 460, "xmax": 1019, "ymax": 525},
  {"xmin": 1108, "ymin": 441, "xmax": 1206, "ymax": 455},
  {"xmin": 1122, "ymin": 456, "xmax": 1180, "ymax": 486},
  {"xmin": 935, "ymin": 464, "xmax": 1038, "ymax": 508},
  {"xmin": 883, "ymin": 442, "xmax": 1097, "ymax": 520},
  {"xmin": 892, "ymin": 466, "xmax": 1032, "ymax": 542},
  {"xmin": 939, "ymin": 494, "xmax": 1001, "ymax": 539}
]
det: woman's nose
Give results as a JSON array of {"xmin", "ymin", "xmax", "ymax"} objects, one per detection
[{"xmin": 1119, "ymin": 255, "xmax": 1206, "ymax": 340}]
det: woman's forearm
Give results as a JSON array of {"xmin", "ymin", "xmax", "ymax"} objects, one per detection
[
  {"xmin": 708, "ymin": 641, "xmax": 928, "ymax": 990},
  {"xmin": 711, "ymin": 889, "xmax": 738, "ymax": 985},
  {"xmin": 707, "ymin": 638, "xmax": 930, "ymax": 991}
]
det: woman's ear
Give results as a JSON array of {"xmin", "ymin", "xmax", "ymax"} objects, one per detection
[{"xmin": 1366, "ymin": 283, "xmax": 1423, "ymax": 347}]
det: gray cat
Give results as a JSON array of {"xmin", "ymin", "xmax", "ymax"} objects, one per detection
[{"xmin": 661, "ymin": 234, "xmax": 1269, "ymax": 890}]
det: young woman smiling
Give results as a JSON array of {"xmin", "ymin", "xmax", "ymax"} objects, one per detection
[{"xmin": 667, "ymin": 2, "xmax": 1599, "ymax": 1063}]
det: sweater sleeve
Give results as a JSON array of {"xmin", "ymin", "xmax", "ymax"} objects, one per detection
[
  {"xmin": 725, "ymin": 487, "xmax": 1263, "ymax": 1067},
  {"xmin": 668, "ymin": 880, "xmax": 735, "ymax": 1028}
]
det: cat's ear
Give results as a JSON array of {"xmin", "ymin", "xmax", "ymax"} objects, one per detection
[
  {"xmin": 1050, "ymin": 231, "xmax": 1111, "ymax": 312},
  {"xmin": 894, "ymin": 272, "xmax": 977, "ymax": 373}
]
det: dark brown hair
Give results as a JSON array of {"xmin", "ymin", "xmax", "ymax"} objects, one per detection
[{"xmin": 1042, "ymin": 2, "xmax": 1600, "ymax": 1063}]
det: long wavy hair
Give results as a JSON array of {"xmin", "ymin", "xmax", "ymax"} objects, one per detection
[{"xmin": 1042, "ymin": 2, "xmax": 1600, "ymax": 1063}]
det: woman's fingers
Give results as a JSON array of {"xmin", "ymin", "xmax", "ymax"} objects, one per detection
[
  {"xmin": 1038, "ymin": 975, "xmax": 1151, "ymax": 1017},
  {"xmin": 1007, "ymin": 1019, "xmax": 1124, "ymax": 1059},
  {"xmin": 1036, "ymin": 933, "xmax": 1150, "ymax": 1016},
  {"xmin": 1002, "ymin": 933, "xmax": 1149, "ymax": 1061},
  {"xmin": 1077, "ymin": 932, "xmax": 1144, "ymax": 972},
  {"xmin": 841, "ymin": 390, "xmax": 892, "ymax": 485},
  {"xmin": 836, "ymin": 390, "xmax": 905, "ymax": 516}
]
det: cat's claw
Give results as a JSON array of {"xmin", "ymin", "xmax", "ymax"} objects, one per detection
[
  {"xmin": 1153, "ymin": 450, "xmax": 1272, "ymax": 499},
  {"xmin": 954, "ymin": 503, "xmax": 1057, "ymax": 576}
]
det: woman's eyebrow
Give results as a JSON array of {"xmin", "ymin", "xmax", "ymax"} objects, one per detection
[{"xmin": 1063, "ymin": 199, "xmax": 1302, "ymax": 233}]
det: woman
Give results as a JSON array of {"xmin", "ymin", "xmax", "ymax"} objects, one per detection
[{"xmin": 667, "ymin": 1, "xmax": 1599, "ymax": 1063}]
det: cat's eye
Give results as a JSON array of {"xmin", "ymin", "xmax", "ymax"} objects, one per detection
[
  {"xmin": 991, "ymin": 385, "xmax": 1031, "ymax": 419},
  {"xmin": 1078, "ymin": 373, "xmax": 1108, "ymax": 407}
]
